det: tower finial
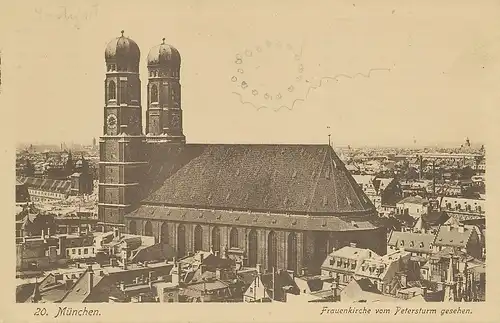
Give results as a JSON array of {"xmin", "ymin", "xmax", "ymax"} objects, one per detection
[
  {"xmin": 162, "ymin": 38, "xmax": 166, "ymax": 44},
  {"xmin": 121, "ymin": 30, "xmax": 125, "ymax": 37}
]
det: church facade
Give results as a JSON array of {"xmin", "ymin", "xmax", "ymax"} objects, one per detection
[{"xmin": 98, "ymin": 32, "xmax": 387, "ymax": 275}]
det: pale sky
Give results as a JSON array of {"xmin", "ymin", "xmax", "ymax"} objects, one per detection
[{"xmin": 4, "ymin": 0, "xmax": 500, "ymax": 147}]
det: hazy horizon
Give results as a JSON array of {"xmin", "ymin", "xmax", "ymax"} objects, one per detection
[{"xmin": 5, "ymin": 0, "xmax": 499, "ymax": 147}]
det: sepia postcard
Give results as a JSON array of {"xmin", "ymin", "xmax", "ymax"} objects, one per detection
[{"xmin": 1, "ymin": 0, "xmax": 499, "ymax": 322}]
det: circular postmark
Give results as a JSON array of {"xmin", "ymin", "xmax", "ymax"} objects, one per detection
[{"xmin": 231, "ymin": 40, "xmax": 307, "ymax": 111}]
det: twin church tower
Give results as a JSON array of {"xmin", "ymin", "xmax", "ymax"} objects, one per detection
[{"xmin": 99, "ymin": 31, "xmax": 185, "ymax": 227}]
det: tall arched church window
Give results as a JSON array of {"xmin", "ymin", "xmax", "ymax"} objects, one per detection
[
  {"xmin": 212, "ymin": 226, "xmax": 220, "ymax": 252},
  {"xmin": 151, "ymin": 84, "xmax": 159, "ymax": 103},
  {"xmin": 268, "ymin": 231, "xmax": 277, "ymax": 270},
  {"xmin": 194, "ymin": 225, "xmax": 203, "ymax": 251},
  {"xmin": 108, "ymin": 81, "xmax": 116, "ymax": 100},
  {"xmin": 229, "ymin": 228, "xmax": 238, "ymax": 248}
]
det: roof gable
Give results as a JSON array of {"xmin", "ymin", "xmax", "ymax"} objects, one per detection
[
  {"xmin": 142, "ymin": 144, "xmax": 374, "ymax": 215},
  {"xmin": 435, "ymin": 225, "xmax": 474, "ymax": 247}
]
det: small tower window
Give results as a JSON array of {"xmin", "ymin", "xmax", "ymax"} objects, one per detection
[
  {"xmin": 151, "ymin": 84, "xmax": 159, "ymax": 103},
  {"xmin": 108, "ymin": 81, "xmax": 116, "ymax": 100}
]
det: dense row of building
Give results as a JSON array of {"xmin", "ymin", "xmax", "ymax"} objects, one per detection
[{"xmin": 15, "ymin": 31, "xmax": 486, "ymax": 303}]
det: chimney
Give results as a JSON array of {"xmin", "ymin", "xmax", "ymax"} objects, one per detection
[
  {"xmin": 458, "ymin": 223, "xmax": 465, "ymax": 233},
  {"xmin": 121, "ymin": 248, "xmax": 128, "ymax": 270},
  {"xmin": 214, "ymin": 251, "xmax": 219, "ymax": 258},
  {"xmin": 47, "ymin": 228, "xmax": 51, "ymax": 237},
  {"xmin": 350, "ymin": 242, "xmax": 357, "ymax": 248},
  {"xmin": 301, "ymin": 267, "xmax": 308, "ymax": 276},
  {"xmin": 148, "ymin": 271, "xmax": 154, "ymax": 283},
  {"xmin": 114, "ymin": 228, "xmax": 120, "ymax": 239},
  {"xmin": 421, "ymin": 286, "xmax": 427, "ymax": 296},
  {"xmin": 199, "ymin": 253, "xmax": 204, "ymax": 264},
  {"xmin": 41, "ymin": 229, "xmax": 46, "ymax": 240},
  {"xmin": 144, "ymin": 261, "xmax": 148, "ymax": 267},
  {"xmin": 58, "ymin": 235, "xmax": 66, "ymax": 257},
  {"xmin": 256, "ymin": 264, "xmax": 262, "ymax": 276},
  {"xmin": 120, "ymin": 281, "xmax": 125, "ymax": 291},
  {"xmin": 77, "ymin": 225, "xmax": 82, "ymax": 235},
  {"xmin": 216, "ymin": 268, "xmax": 221, "ymax": 280},
  {"xmin": 88, "ymin": 266, "xmax": 94, "ymax": 294},
  {"xmin": 286, "ymin": 270, "xmax": 295, "ymax": 280},
  {"xmin": 172, "ymin": 262, "xmax": 181, "ymax": 285}
]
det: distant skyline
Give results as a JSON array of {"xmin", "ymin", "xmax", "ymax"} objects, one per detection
[{"xmin": 6, "ymin": 0, "xmax": 500, "ymax": 147}]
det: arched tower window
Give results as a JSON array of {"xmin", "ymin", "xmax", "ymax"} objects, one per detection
[
  {"xmin": 268, "ymin": 230, "xmax": 277, "ymax": 270},
  {"xmin": 248, "ymin": 229, "xmax": 258, "ymax": 267},
  {"xmin": 144, "ymin": 221, "xmax": 153, "ymax": 236},
  {"xmin": 108, "ymin": 80, "xmax": 116, "ymax": 101},
  {"xmin": 229, "ymin": 227, "xmax": 239, "ymax": 248},
  {"xmin": 211, "ymin": 226, "xmax": 220, "ymax": 253},
  {"xmin": 151, "ymin": 84, "xmax": 159, "ymax": 103},
  {"xmin": 287, "ymin": 232, "xmax": 298, "ymax": 273},
  {"xmin": 194, "ymin": 225, "xmax": 203, "ymax": 251},
  {"xmin": 177, "ymin": 224, "xmax": 186, "ymax": 257},
  {"xmin": 161, "ymin": 222, "xmax": 168, "ymax": 244},
  {"xmin": 129, "ymin": 221, "xmax": 137, "ymax": 235}
]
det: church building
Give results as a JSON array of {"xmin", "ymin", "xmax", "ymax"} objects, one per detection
[{"xmin": 99, "ymin": 31, "xmax": 387, "ymax": 275}]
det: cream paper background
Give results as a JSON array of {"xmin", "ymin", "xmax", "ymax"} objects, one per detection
[{"xmin": 1, "ymin": 0, "xmax": 499, "ymax": 322}]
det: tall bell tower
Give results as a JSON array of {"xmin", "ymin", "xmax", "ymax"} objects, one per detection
[
  {"xmin": 145, "ymin": 38, "xmax": 185, "ymax": 143},
  {"xmin": 99, "ymin": 31, "xmax": 147, "ymax": 229}
]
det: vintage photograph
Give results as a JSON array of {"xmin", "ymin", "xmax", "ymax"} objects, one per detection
[{"xmin": 12, "ymin": 1, "xmax": 490, "ymax": 305}]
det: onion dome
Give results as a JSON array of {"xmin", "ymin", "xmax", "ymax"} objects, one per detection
[
  {"xmin": 147, "ymin": 38, "xmax": 181, "ymax": 67},
  {"xmin": 105, "ymin": 30, "xmax": 140, "ymax": 71}
]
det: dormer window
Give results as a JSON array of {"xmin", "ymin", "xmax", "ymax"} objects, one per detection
[
  {"xmin": 420, "ymin": 242, "xmax": 424, "ymax": 248},
  {"xmin": 410, "ymin": 241, "xmax": 414, "ymax": 247}
]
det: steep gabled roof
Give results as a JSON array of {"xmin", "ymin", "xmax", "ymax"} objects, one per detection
[
  {"xmin": 141, "ymin": 144, "xmax": 375, "ymax": 215},
  {"xmin": 387, "ymin": 231, "xmax": 436, "ymax": 253},
  {"xmin": 17, "ymin": 176, "xmax": 71, "ymax": 194},
  {"xmin": 60, "ymin": 269, "xmax": 105, "ymax": 303},
  {"xmin": 434, "ymin": 225, "xmax": 475, "ymax": 248}
]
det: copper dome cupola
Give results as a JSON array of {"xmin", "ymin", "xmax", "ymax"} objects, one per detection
[
  {"xmin": 104, "ymin": 30, "xmax": 140, "ymax": 72},
  {"xmin": 147, "ymin": 38, "xmax": 181, "ymax": 77}
]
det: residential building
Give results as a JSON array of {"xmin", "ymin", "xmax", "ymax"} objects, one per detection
[
  {"xmin": 320, "ymin": 244, "xmax": 375, "ymax": 286},
  {"xmin": 354, "ymin": 249, "xmax": 411, "ymax": 293},
  {"xmin": 243, "ymin": 268, "xmax": 299, "ymax": 302},
  {"xmin": 387, "ymin": 231, "xmax": 436, "ymax": 260},
  {"xmin": 440, "ymin": 197, "xmax": 484, "ymax": 215},
  {"xmin": 434, "ymin": 223, "xmax": 482, "ymax": 259},
  {"xmin": 340, "ymin": 278, "xmax": 400, "ymax": 302},
  {"xmin": 396, "ymin": 196, "xmax": 429, "ymax": 218}
]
